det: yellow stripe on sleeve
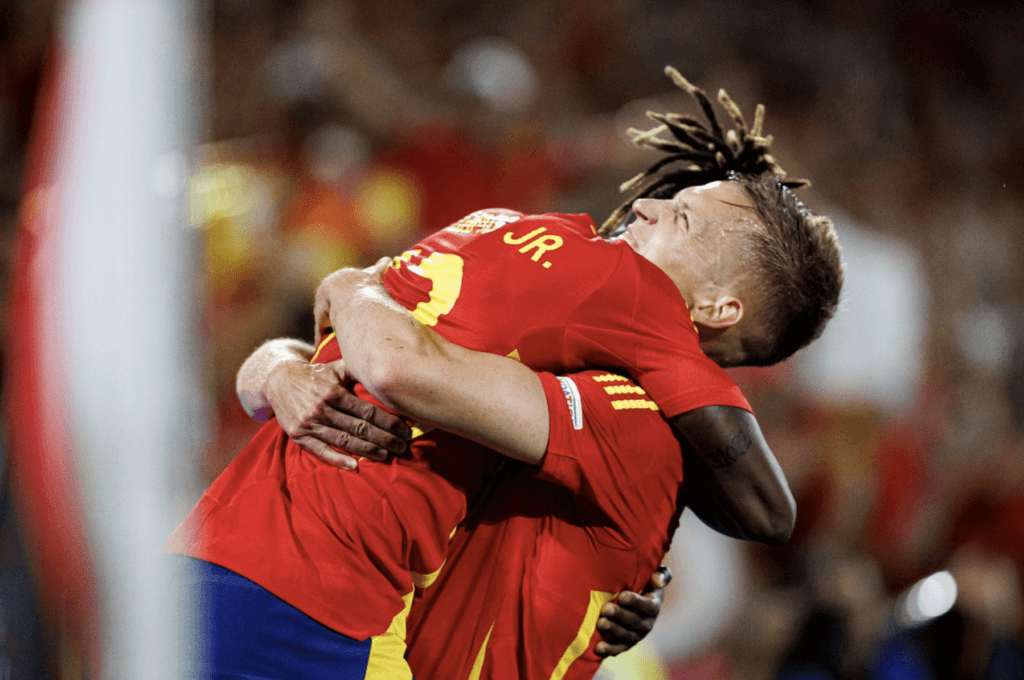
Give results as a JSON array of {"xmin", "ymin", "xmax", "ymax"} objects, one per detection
[
  {"xmin": 309, "ymin": 331, "xmax": 336, "ymax": 363},
  {"xmin": 610, "ymin": 399, "xmax": 659, "ymax": 411},
  {"xmin": 548, "ymin": 591, "xmax": 617, "ymax": 680},
  {"xmin": 603, "ymin": 385, "xmax": 646, "ymax": 396},
  {"xmin": 592, "ymin": 374, "xmax": 629, "ymax": 383}
]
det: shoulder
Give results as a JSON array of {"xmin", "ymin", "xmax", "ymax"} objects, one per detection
[
  {"xmin": 440, "ymin": 210, "xmax": 599, "ymax": 237},
  {"xmin": 553, "ymin": 371, "xmax": 677, "ymax": 443}
]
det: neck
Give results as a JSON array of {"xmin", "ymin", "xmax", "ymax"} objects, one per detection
[{"xmin": 696, "ymin": 324, "xmax": 747, "ymax": 368}]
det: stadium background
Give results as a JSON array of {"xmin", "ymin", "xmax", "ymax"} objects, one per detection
[{"xmin": 0, "ymin": 0, "xmax": 1023, "ymax": 678}]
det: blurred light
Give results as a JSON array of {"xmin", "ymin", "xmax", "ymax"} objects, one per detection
[
  {"xmin": 593, "ymin": 639, "xmax": 669, "ymax": 680},
  {"xmin": 153, "ymin": 150, "xmax": 187, "ymax": 198},
  {"xmin": 443, "ymin": 37, "xmax": 538, "ymax": 114},
  {"xmin": 304, "ymin": 124, "xmax": 371, "ymax": 187},
  {"xmin": 353, "ymin": 167, "xmax": 420, "ymax": 242},
  {"xmin": 190, "ymin": 163, "xmax": 263, "ymax": 225},
  {"xmin": 959, "ymin": 304, "xmax": 1012, "ymax": 371},
  {"xmin": 901, "ymin": 570, "xmax": 957, "ymax": 625},
  {"xmin": 263, "ymin": 39, "xmax": 330, "ymax": 103},
  {"xmin": 794, "ymin": 216, "xmax": 927, "ymax": 414}
]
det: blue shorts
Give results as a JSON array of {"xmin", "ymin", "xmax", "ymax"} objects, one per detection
[{"xmin": 176, "ymin": 557, "xmax": 413, "ymax": 680}]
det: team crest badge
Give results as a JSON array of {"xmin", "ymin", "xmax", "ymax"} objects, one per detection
[{"xmin": 445, "ymin": 209, "xmax": 521, "ymax": 234}]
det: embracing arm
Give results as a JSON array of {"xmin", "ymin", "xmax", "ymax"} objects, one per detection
[
  {"xmin": 237, "ymin": 338, "xmax": 315, "ymax": 421},
  {"xmin": 317, "ymin": 264, "xmax": 672, "ymax": 652},
  {"xmin": 672, "ymin": 406, "xmax": 795, "ymax": 545},
  {"xmin": 317, "ymin": 264, "xmax": 550, "ymax": 464},
  {"xmin": 235, "ymin": 338, "xmax": 411, "ymax": 468}
]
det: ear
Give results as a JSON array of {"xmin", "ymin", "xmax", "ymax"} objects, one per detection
[{"xmin": 690, "ymin": 295, "xmax": 743, "ymax": 329}]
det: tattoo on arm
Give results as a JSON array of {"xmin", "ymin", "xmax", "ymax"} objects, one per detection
[
  {"xmin": 706, "ymin": 425, "xmax": 753, "ymax": 468},
  {"xmin": 684, "ymin": 406, "xmax": 754, "ymax": 469}
]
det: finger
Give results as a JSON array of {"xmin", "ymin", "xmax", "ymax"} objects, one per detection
[
  {"xmin": 294, "ymin": 436, "xmax": 359, "ymax": 471},
  {"xmin": 596, "ymin": 616, "xmax": 641, "ymax": 646},
  {"xmin": 601, "ymin": 601, "xmax": 653, "ymax": 636},
  {"xmin": 313, "ymin": 408, "xmax": 407, "ymax": 454},
  {"xmin": 331, "ymin": 392, "xmax": 412, "ymax": 443},
  {"xmin": 367, "ymin": 257, "xmax": 391, "ymax": 280},
  {"xmin": 594, "ymin": 641, "xmax": 629, "ymax": 658},
  {"xmin": 640, "ymin": 566, "xmax": 671, "ymax": 595},
  {"xmin": 617, "ymin": 590, "xmax": 662, "ymax": 618},
  {"xmin": 309, "ymin": 424, "xmax": 391, "ymax": 461}
]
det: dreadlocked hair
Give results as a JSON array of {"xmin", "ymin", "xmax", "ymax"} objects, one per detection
[
  {"xmin": 603, "ymin": 67, "xmax": 842, "ymax": 367},
  {"xmin": 601, "ymin": 65, "xmax": 809, "ymax": 236}
]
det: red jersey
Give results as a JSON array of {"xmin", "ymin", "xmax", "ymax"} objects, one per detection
[
  {"xmin": 406, "ymin": 370, "xmax": 686, "ymax": 680},
  {"xmin": 165, "ymin": 209, "xmax": 749, "ymax": 641},
  {"xmin": 382, "ymin": 209, "xmax": 749, "ymax": 417}
]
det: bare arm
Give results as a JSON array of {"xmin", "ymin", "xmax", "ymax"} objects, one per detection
[
  {"xmin": 236, "ymin": 338, "xmax": 411, "ymax": 469},
  {"xmin": 316, "ymin": 264, "xmax": 550, "ymax": 464},
  {"xmin": 672, "ymin": 406, "xmax": 796, "ymax": 545},
  {"xmin": 318, "ymin": 265, "xmax": 672, "ymax": 652},
  {"xmin": 237, "ymin": 338, "xmax": 316, "ymax": 421},
  {"xmin": 318, "ymin": 264, "xmax": 796, "ymax": 544}
]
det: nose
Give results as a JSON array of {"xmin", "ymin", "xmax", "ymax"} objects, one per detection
[{"xmin": 632, "ymin": 198, "xmax": 660, "ymax": 223}]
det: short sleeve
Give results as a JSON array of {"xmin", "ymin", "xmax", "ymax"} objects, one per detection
[
  {"xmin": 560, "ymin": 248, "xmax": 752, "ymax": 418},
  {"xmin": 535, "ymin": 371, "xmax": 684, "ymax": 541}
]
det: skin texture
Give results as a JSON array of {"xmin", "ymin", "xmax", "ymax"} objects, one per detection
[
  {"xmin": 236, "ymin": 338, "xmax": 411, "ymax": 469},
  {"xmin": 321, "ymin": 262, "xmax": 551, "ymax": 465},
  {"xmin": 622, "ymin": 180, "xmax": 762, "ymax": 367}
]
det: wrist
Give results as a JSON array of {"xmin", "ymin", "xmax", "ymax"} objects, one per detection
[{"xmin": 265, "ymin": 358, "xmax": 310, "ymax": 400}]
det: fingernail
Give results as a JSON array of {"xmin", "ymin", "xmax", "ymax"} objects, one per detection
[
  {"xmin": 391, "ymin": 440, "xmax": 407, "ymax": 453},
  {"xmin": 375, "ymin": 448, "xmax": 390, "ymax": 459}
]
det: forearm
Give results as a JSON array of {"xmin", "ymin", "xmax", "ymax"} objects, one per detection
[
  {"xmin": 236, "ymin": 338, "xmax": 315, "ymax": 421},
  {"xmin": 323, "ymin": 270, "xmax": 549, "ymax": 463},
  {"xmin": 672, "ymin": 406, "xmax": 795, "ymax": 545}
]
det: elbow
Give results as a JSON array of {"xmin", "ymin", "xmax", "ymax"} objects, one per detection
[
  {"xmin": 358, "ymin": 342, "xmax": 441, "ymax": 415},
  {"xmin": 359, "ymin": 353, "xmax": 415, "ymax": 411},
  {"xmin": 750, "ymin": 495, "xmax": 796, "ymax": 546},
  {"xmin": 758, "ymin": 514, "xmax": 795, "ymax": 547}
]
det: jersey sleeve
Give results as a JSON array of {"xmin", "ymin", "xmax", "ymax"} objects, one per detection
[
  {"xmin": 559, "ymin": 248, "xmax": 752, "ymax": 419},
  {"xmin": 534, "ymin": 371, "xmax": 684, "ymax": 550}
]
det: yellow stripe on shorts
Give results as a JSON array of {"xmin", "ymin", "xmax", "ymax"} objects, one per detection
[
  {"xmin": 549, "ymin": 591, "xmax": 617, "ymax": 680},
  {"xmin": 365, "ymin": 591, "xmax": 414, "ymax": 680}
]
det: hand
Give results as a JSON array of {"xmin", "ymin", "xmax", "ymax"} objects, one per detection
[
  {"xmin": 314, "ymin": 258, "xmax": 391, "ymax": 340},
  {"xmin": 264, "ymin": 358, "xmax": 411, "ymax": 470},
  {"xmin": 595, "ymin": 565, "xmax": 671, "ymax": 657}
]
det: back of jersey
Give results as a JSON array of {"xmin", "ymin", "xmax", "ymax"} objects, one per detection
[{"xmin": 382, "ymin": 209, "xmax": 619, "ymax": 359}]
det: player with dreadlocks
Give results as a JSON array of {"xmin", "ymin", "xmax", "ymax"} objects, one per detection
[
  {"xmin": 601, "ymin": 67, "xmax": 842, "ymax": 368},
  {"xmin": 169, "ymin": 68, "xmax": 843, "ymax": 679}
]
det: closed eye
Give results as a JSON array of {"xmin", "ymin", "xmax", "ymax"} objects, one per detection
[{"xmin": 675, "ymin": 206, "xmax": 689, "ymax": 231}]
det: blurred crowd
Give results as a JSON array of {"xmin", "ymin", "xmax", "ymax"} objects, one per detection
[{"xmin": 1, "ymin": 0, "xmax": 1024, "ymax": 678}]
